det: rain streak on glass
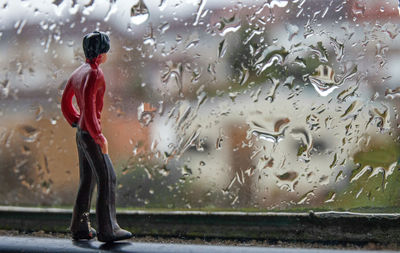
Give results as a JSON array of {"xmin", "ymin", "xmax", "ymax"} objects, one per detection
[{"xmin": 0, "ymin": 0, "xmax": 399, "ymax": 212}]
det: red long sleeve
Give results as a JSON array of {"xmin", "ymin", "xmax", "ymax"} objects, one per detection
[
  {"xmin": 83, "ymin": 69, "xmax": 105, "ymax": 145},
  {"xmin": 61, "ymin": 60, "xmax": 106, "ymax": 146},
  {"xmin": 61, "ymin": 79, "xmax": 80, "ymax": 127}
]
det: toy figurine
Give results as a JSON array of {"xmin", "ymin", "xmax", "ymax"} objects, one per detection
[{"xmin": 61, "ymin": 31, "xmax": 132, "ymax": 242}]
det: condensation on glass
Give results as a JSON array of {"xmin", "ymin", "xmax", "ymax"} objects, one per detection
[{"xmin": 0, "ymin": 0, "xmax": 399, "ymax": 211}]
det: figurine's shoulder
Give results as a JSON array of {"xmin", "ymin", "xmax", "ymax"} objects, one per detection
[
  {"xmin": 70, "ymin": 63, "xmax": 95, "ymax": 77},
  {"xmin": 70, "ymin": 64, "xmax": 105, "ymax": 83}
]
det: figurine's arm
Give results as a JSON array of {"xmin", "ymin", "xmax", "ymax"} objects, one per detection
[
  {"xmin": 61, "ymin": 78, "xmax": 80, "ymax": 127},
  {"xmin": 96, "ymin": 84, "xmax": 104, "ymax": 122},
  {"xmin": 84, "ymin": 69, "xmax": 106, "ymax": 146}
]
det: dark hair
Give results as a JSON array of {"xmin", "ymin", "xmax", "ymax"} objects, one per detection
[{"xmin": 82, "ymin": 31, "xmax": 110, "ymax": 59}]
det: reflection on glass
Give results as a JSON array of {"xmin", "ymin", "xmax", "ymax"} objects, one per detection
[{"xmin": 0, "ymin": 0, "xmax": 400, "ymax": 212}]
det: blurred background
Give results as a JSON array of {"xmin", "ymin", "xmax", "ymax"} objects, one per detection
[{"xmin": 1, "ymin": 0, "xmax": 400, "ymax": 212}]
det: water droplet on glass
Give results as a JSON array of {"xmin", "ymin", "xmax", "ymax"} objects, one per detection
[
  {"xmin": 330, "ymin": 37, "xmax": 344, "ymax": 62},
  {"xmin": 229, "ymin": 92, "xmax": 238, "ymax": 102},
  {"xmin": 352, "ymin": 0, "xmax": 366, "ymax": 16},
  {"xmin": 309, "ymin": 65, "xmax": 341, "ymax": 96},
  {"xmin": 138, "ymin": 103, "xmax": 156, "ymax": 126},
  {"xmin": 162, "ymin": 61, "xmax": 184, "ymax": 97},
  {"xmin": 265, "ymin": 78, "xmax": 281, "ymax": 102},
  {"xmin": 340, "ymin": 101, "xmax": 359, "ymax": 118},
  {"xmin": 384, "ymin": 23, "xmax": 399, "ymax": 39},
  {"xmin": 297, "ymin": 190, "xmax": 314, "ymax": 205},
  {"xmin": 291, "ymin": 128, "xmax": 312, "ymax": 163},
  {"xmin": 269, "ymin": 0, "xmax": 289, "ymax": 8},
  {"xmin": 274, "ymin": 118, "xmax": 290, "ymax": 132},
  {"xmin": 158, "ymin": 22, "xmax": 170, "ymax": 34},
  {"xmin": 254, "ymin": 47, "xmax": 288, "ymax": 76},
  {"xmin": 216, "ymin": 137, "xmax": 223, "ymax": 150},
  {"xmin": 177, "ymin": 128, "xmax": 201, "ymax": 157},
  {"xmin": 182, "ymin": 165, "xmax": 193, "ymax": 176},
  {"xmin": 193, "ymin": 0, "xmax": 207, "ymax": 26},
  {"xmin": 159, "ymin": 0, "xmax": 167, "ymax": 11},
  {"xmin": 325, "ymin": 193, "xmax": 336, "ymax": 203},
  {"xmin": 104, "ymin": 2, "xmax": 118, "ymax": 22},
  {"xmin": 276, "ymin": 171, "xmax": 298, "ymax": 181},
  {"xmin": 385, "ymin": 87, "xmax": 400, "ymax": 99},
  {"xmin": 218, "ymin": 39, "xmax": 227, "ymax": 58},
  {"xmin": 238, "ymin": 67, "xmax": 249, "ymax": 87},
  {"xmin": 21, "ymin": 145, "xmax": 31, "ymax": 156},
  {"xmin": 286, "ymin": 23, "xmax": 299, "ymax": 41},
  {"xmin": 350, "ymin": 165, "xmax": 372, "ymax": 183},
  {"xmin": 50, "ymin": 117, "xmax": 58, "ymax": 125},
  {"xmin": 335, "ymin": 170, "xmax": 345, "ymax": 183},
  {"xmin": 33, "ymin": 105, "xmax": 43, "ymax": 122},
  {"xmin": 19, "ymin": 125, "xmax": 40, "ymax": 143},
  {"xmin": 131, "ymin": 0, "xmax": 149, "ymax": 25},
  {"xmin": 185, "ymin": 39, "xmax": 199, "ymax": 50},
  {"xmin": 196, "ymin": 91, "xmax": 207, "ymax": 111},
  {"xmin": 249, "ymin": 121, "xmax": 288, "ymax": 144},
  {"xmin": 0, "ymin": 78, "xmax": 10, "ymax": 99},
  {"xmin": 159, "ymin": 165, "xmax": 170, "ymax": 177}
]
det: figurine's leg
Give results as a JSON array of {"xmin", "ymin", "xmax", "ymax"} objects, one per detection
[
  {"xmin": 78, "ymin": 130, "xmax": 132, "ymax": 242},
  {"xmin": 70, "ymin": 131, "xmax": 97, "ymax": 240}
]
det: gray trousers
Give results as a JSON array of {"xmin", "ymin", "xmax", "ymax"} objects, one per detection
[{"xmin": 70, "ymin": 128, "xmax": 119, "ymax": 236}]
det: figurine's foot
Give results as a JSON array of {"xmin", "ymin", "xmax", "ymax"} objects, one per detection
[
  {"xmin": 72, "ymin": 227, "xmax": 97, "ymax": 240},
  {"xmin": 97, "ymin": 228, "xmax": 133, "ymax": 243},
  {"xmin": 71, "ymin": 212, "xmax": 96, "ymax": 240}
]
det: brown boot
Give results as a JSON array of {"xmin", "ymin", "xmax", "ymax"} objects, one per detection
[
  {"xmin": 97, "ymin": 228, "xmax": 132, "ymax": 242},
  {"xmin": 70, "ymin": 212, "xmax": 97, "ymax": 240}
]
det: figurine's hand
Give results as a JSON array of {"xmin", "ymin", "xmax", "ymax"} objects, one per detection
[{"xmin": 100, "ymin": 137, "xmax": 109, "ymax": 154}]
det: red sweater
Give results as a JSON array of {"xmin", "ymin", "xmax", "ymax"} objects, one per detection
[{"xmin": 61, "ymin": 57, "xmax": 106, "ymax": 145}]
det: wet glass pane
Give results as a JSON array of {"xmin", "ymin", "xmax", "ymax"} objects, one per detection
[{"xmin": 1, "ymin": 0, "xmax": 400, "ymax": 212}]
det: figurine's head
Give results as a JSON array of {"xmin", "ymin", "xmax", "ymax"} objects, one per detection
[{"xmin": 82, "ymin": 31, "xmax": 110, "ymax": 61}]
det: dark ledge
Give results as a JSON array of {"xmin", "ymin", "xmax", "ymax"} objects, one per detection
[
  {"xmin": 0, "ymin": 236, "xmax": 393, "ymax": 253},
  {"xmin": 0, "ymin": 206, "xmax": 399, "ymax": 244}
]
